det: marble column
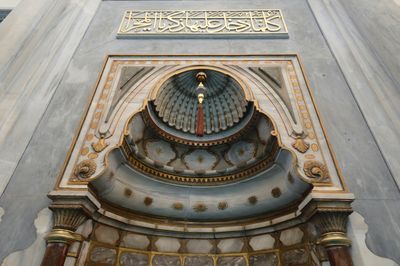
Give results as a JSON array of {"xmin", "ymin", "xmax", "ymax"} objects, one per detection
[
  {"xmin": 41, "ymin": 206, "xmax": 88, "ymax": 266},
  {"xmin": 314, "ymin": 211, "xmax": 353, "ymax": 266}
]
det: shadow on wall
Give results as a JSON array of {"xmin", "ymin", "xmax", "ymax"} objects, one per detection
[
  {"xmin": 1, "ymin": 208, "xmax": 52, "ymax": 266},
  {"xmin": 348, "ymin": 212, "xmax": 398, "ymax": 266}
]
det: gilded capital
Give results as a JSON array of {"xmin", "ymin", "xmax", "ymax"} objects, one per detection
[
  {"xmin": 45, "ymin": 229, "xmax": 83, "ymax": 244},
  {"xmin": 49, "ymin": 205, "xmax": 89, "ymax": 231},
  {"xmin": 313, "ymin": 211, "xmax": 352, "ymax": 248}
]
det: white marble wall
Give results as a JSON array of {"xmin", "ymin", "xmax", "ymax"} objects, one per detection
[
  {"xmin": 0, "ymin": 0, "xmax": 100, "ymax": 261},
  {"xmin": 308, "ymin": 0, "xmax": 400, "ymax": 188},
  {"xmin": 308, "ymin": 0, "xmax": 400, "ymax": 262},
  {"xmin": 0, "ymin": 0, "xmax": 101, "ymax": 197},
  {"xmin": 0, "ymin": 0, "xmax": 21, "ymax": 9}
]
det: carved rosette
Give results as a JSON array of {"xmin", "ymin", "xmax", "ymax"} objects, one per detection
[
  {"xmin": 74, "ymin": 159, "xmax": 97, "ymax": 179},
  {"xmin": 303, "ymin": 160, "xmax": 330, "ymax": 182}
]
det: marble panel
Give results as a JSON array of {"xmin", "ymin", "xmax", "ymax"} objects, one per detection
[
  {"xmin": 225, "ymin": 141, "xmax": 256, "ymax": 166},
  {"xmin": 217, "ymin": 256, "xmax": 246, "ymax": 266},
  {"xmin": 64, "ymin": 257, "xmax": 76, "ymax": 266},
  {"xmin": 155, "ymin": 237, "xmax": 181, "ymax": 252},
  {"xmin": 76, "ymin": 219, "xmax": 94, "ymax": 239},
  {"xmin": 282, "ymin": 249, "xmax": 308, "ymax": 266},
  {"xmin": 144, "ymin": 140, "xmax": 176, "ymax": 165},
  {"xmin": 279, "ymin": 227, "xmax": 303, "ymax": 246},
  {"xmin": 152, "ymin": 255, "xmax": 180, "ymax": 266},
  {"xmin": 120, "ymin": 252, "xmax": 149, "ymax": 266},
  {"xmin": 217, "ymin": 239, "xmax": 244, "ymax": 253},
  {"xmin": 249, "ymin": 253, "xmax": 278, "ymax": 266},
  {"xmin": 120, "ymin": 233, "xmax": 150, "ymax": 250},
  {"xmin": 0, "ymin": 0, "xmax": 101, "ymax": 197},
  {"xmin": 183, "ymin": 150, "xmax": 218, "ymax": 171},
  {"xmin": 94, "ymin": 225, "xmax": 119, "ymax": 245},
  {"xmin": 186, "ymin": 239, "xmax": 214, "ymax": 254},
  {"xmin": 249, "ymin": 234, "xmax": 275, "ymax": 251},
  {"xmin": 256, "ymin": 117, "xmax": 273, "ymax": 144},
  {"xmin": 184, "ymin": 256, "xmax": 214, "ymax": 266},
  {"xmin": 130, "ymin": 114, "xmax": 145, "ymax": 143},
  {"xmin": 89, "ymin": 246, "xmax": 116, "ymax": 265}
]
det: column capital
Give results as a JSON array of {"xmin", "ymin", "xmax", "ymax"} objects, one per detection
[
  {"xmin": 313, "ymin": 211, "xmax": 352, "ymax": 248},
  {"xmin": 49, "ymin": 205, "xmax": 90, "ymax": 231},
  {"xmin": 45, "ymin": 204, "xmax": 90, "ymax": 244}
]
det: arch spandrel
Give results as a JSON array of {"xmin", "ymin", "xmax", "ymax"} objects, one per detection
[{"xmin": 54, "ymin": 55, "xmax": 352, "ymax": 237}]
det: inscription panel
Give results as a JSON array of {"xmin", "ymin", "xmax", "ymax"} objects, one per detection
[{"xmin": 117, "ymin": 10, "xmax": 288, "ymax": 38}]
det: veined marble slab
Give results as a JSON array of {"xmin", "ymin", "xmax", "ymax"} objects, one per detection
[{"xmin": 0, "ymin": 0, "xmax": 101, "ymax": 196}]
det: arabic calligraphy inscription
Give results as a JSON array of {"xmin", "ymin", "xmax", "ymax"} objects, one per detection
[{"xmin": 118, "ymin": 10, "xmax": 288, "ymax": 37}]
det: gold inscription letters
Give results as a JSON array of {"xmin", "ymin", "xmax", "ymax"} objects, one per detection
[{"xmin": 118, "ymin": 10, "xmax": 288, "ymax": 37}]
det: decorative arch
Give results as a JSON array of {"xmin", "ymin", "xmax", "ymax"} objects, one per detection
[{"xmin": 46, "ymin": 55, "xmax": 353, "ymax": 266}]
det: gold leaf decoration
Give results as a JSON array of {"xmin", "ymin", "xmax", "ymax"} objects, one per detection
[
  {"xmin": 292, "ymin": 138, "xmax": 309, "ymax": 153},
  {"xmin": 304, "ymin": 160, "xmax": 330, "ymax": 182},
  {"xmin": 172, "ymin": 202, "xmax": 184, "ymax": 210},
  {"xmin": 91, "ymin": 135, "xmax": 109, "ymax": 153},
  {"xmin": 193, "ymin": 203, "xmax": 207, "ymax": 212},
  {"xmin": 74, "ymin": 160, "xmax": 96, "ymax": 179},
  {"xmin": 218, "ymin": 202, "xmax": 228, "ymax": 210}
]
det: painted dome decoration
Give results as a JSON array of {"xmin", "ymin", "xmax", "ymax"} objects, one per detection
[
  {"xmin": 118, "ymin": 68, "xmax": 283, "ymax": 185},
  {"xmin": 151, "ymin": 69, "xmax": 251, "ymax": 138},
  {"xmin": 88, "ymin": 65, "xmax": 311, "ymax": 222},
  {"xmin": 123, "ymin": 111, "xmax": 279, "ymax": 184}
]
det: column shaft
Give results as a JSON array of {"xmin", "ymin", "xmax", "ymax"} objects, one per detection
[
  {"xmin": 41, "ymin": 243, "xmax": 69, "ymax": 266},
  {"xmin": 326, "ymin": 246, "xmax": 354, "ymax": 266}
]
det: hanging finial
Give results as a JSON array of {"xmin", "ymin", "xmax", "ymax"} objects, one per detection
[{"xmin": 195, "ymin": 72, "xmax": 207, "ymax": 137}]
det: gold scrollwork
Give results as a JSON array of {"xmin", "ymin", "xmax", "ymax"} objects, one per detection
[
  {"xmin": 74, "ymin": 160, "xmax": 97, "ymax": 179},
  {"xmin": 303, "ymin": 160, "xmax": 330, "ymax": 182}
]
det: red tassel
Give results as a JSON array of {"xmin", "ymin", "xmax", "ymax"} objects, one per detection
[{"xmin": 196, "ymin": 103, "xmax": 205, "ymax": 137}]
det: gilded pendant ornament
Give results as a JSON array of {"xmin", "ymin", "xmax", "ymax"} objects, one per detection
[
  {"xmin": 303, "ymin": 160, "xmax": 330, "ymax": 182},
  {"xmin": 74, "ymin": 159, "xmax": 97, "ymax": 179},
  {"xmin": 292, "ymin": 138, "xmax": 309, "ymax": 153}
]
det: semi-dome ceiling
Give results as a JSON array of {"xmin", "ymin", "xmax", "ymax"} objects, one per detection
[
  {"xmin": 153, "ymin": 69, "xmax": 249, "ymax": 135},
  {"xmin": 87, "ymin": 67, "xmax": 312, "ymax": 223}
]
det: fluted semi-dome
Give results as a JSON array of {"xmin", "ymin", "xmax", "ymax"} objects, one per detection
[{"xmin": 153, "ymin": 69, "xmax": 248, "ymax": 135}]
